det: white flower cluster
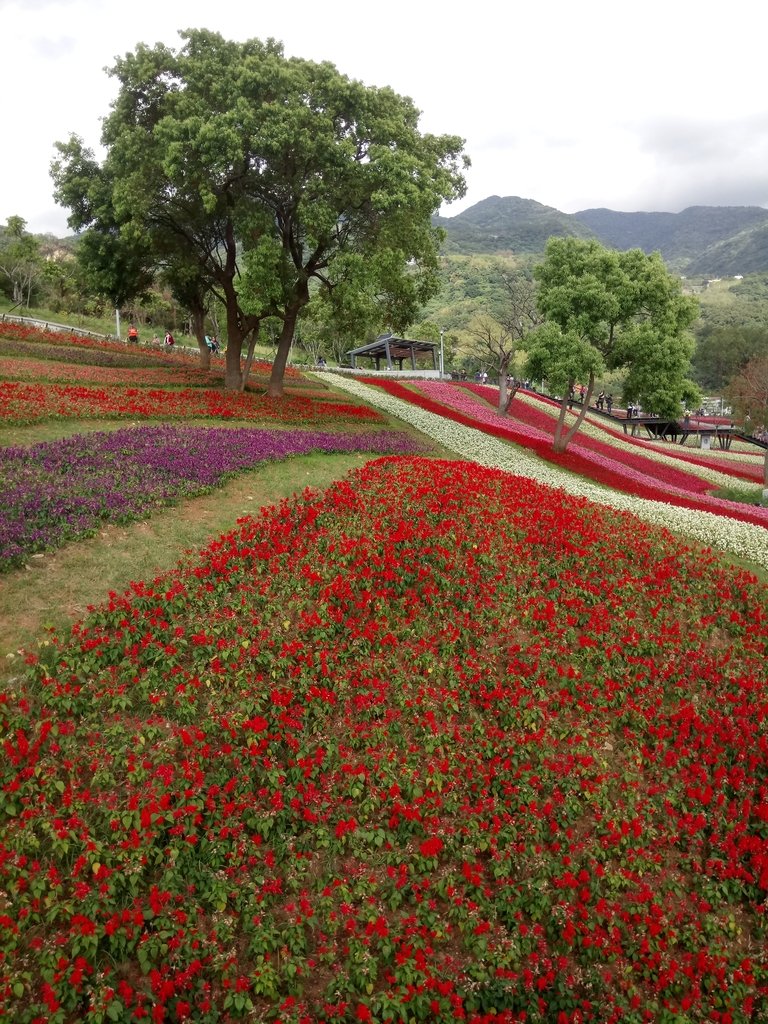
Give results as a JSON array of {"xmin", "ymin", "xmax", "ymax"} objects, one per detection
[{"xmin": 321, "ymin": 375, "xmax": 768, "ymax": 572}]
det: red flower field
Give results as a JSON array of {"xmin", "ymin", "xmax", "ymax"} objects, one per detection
[
  {"xmin": 1, "ymin": 457, "xmax": 767, "ymax": 1022},
  {"xmin": 0, "ymin": 380, "xmax": 382, "ymax": 426},
  {"xmin": 3, "ymin": 323, "xmax": 768, "ymax": 1021}
]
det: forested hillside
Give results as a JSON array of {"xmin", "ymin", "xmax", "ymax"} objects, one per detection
[
  {"xmin": 433, "ymin": 195, "xmax": 595, "ymax": 254},
  {"xmin": 435, "ymin": 196, "xmax": 768, "ymax": 276}
]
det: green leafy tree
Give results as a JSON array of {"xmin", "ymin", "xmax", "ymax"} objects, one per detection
[
  {"xmin": 51, "ymin": 137, "xmax": 155, "ymax": 338},
  {"xmin": 692, "ymin": 325, "xmax": 768, "ymax": 391},
  {"xmin": 0, "ymin": 217, "xmax": 44, "ymax": 307},
  {"xmin": 38, "ymin": 248, "xmax": 83, "ymax": 314},
  {"xmin": 526, "ymin": 238, "xmax": 699, "ymax": 452},
  {"xmin": 51, "ymin": 29, "xmax": 468, "ymax": 395},
  {"xmin": 292, "ymin": 290, "xmax": 381, "ymax": 368}
]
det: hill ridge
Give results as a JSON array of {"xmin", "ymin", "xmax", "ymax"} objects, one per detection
[{"xmin": 436, "ymin": 196, "xmax": 768, "ymax": 275}]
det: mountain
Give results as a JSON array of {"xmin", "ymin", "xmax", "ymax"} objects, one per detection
[
  {"xmin": 433, "ymin": 195, "xmax": 595, "ymax": 255},
  {"xmin": 573, "ymin": 205, "xmax": 768, "ymax": 274},
  {"xmin": 435, "ymin": 197, "xmax": 768, "ymax": 275}
]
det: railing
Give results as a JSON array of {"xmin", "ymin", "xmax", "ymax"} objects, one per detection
[{"xmin": 0, "ymin": 312, "xmax": 112, "ymax": 341}]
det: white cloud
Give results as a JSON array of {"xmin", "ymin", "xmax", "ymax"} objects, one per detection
[{"xmin": 2, "ymin": 0, "xmax": 767, "ymax": 235}]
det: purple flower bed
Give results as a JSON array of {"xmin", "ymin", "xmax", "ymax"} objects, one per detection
[{"xmin": 0, "ymin": 424, "xmax": 426, "ymax": 571}]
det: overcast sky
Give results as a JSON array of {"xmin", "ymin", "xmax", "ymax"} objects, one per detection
[{"xmin": 2, "ymin": 0, "xmax": 768, "ymax": 236}]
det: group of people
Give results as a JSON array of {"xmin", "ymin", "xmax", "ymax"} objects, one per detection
[
  {"xmin": 752, "ymin": 423, "xmax": 768, "ymax": 443},
  {"xmin": 567, "ymin": 384, "xmax": 614, "ymax": 414},
  {"xmin": 127, "ymin": 324, "xmax": 176, "ymax": 347},
  {"xmin": 595, "ymin": 391, "xmax": 613, "ymax": 413},
  {"xmin": 126, "ymin": 325, "xmax": 223, "ymax": 352}
]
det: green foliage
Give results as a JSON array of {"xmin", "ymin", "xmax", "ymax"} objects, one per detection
[
  {"xmin": 711, "ymin": 483, "xmax": 768, "ymax": 507},
  {"xmin": 525, "ymin": 321, "xmax": 604, "ymax": 394},
  {"xmin": 50, "ymin": 137, "xmax": 155, "ymax": 310},
  {"xmin": 692, "ymin": 325, "xmax": 768, "ymax": 391},
  {"xmin": 526, "ymin": 238, "xmax": 699, "ymax": 445},
  {"xmin": 51, "ymin": 28, "xmax": 469, "ymax": 395},
  {"xmin": 619, "ymin": 323, "xmax": 698, "ymax": 418},
  {"xmin": 696, "ymin": 278, "xmax": 768, "ymax": 335},
  {"xmin": 0, "ymin": 218, "xmax": 45, "ymax": 307}
]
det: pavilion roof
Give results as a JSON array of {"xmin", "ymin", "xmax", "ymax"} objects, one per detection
[{"xmin": 346, "ymin": 333, "xmax": 437, "ymax": 360}]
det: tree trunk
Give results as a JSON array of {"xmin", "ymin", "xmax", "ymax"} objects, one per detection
[
  {"xmin": 224, "ymin": 341, "xmax": 242, "ymax": 389},
  {"xmin": 498, "ymin": 374, "xmax": 508, "ymax": 414},
  {"xmin": 197, "ymin": 338, "xmax": 212, "ymax": 371},
  {"xmin": 239, "ymin": 328, "xmax": 259, "ymax": 392},
  {"xmin": 504, "ymin": 384, "xmax": 520, "ymax": 415},
  {"xmin": 552, "ymin": 396, "xmax": 571, "ymax": 453},
  {"xmin": 221, "ymin": 309, "xmax": 263, "ymax": 390},
  {"xmin": 268, "ymin": 306, "xmax": 300, "ymax": 398},
  {"xmin": 190, "ymin": 310, "xmax": 211, "ymax": 371},
  {"xmin": 554, "ymin": 373, "xmax": 595, "ymax": 452}
]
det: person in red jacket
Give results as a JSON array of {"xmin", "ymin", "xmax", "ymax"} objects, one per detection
[{"xmin": 127, "ymin": 324, "xmax": 139, "ymax": 344}]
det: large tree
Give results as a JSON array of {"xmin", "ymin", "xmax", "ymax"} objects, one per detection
[
  {"xmin": 50, "ymin": 138, "xmax": 155, "ymax": 338},
  {"xmin": 525, "ymin": 238, "xmax": 699, "ymax": 452},
  {"xmin": 51, "ymin": 29, "xmax": 468, "ymax": 395},
  {"xmin": 0, "ymin": 217, "xmax": 44, "ymax": 307}
]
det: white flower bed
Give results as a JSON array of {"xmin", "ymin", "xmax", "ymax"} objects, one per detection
[{"xmin": 321, "ymin": 375, "xmax": 768, "ymax": 572}]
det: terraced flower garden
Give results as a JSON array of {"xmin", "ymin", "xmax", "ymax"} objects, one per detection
[{"xmin": 1, "ymin": 325, "xmax": 767, "ymax": 1023}]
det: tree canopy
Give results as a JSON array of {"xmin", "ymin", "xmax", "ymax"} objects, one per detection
[
  {"xmin": 0, "ymin": 217, "xmax": 45, "ymax": 308},
  {"xmin": 50, "ymin": 29, "xmax": 469, "ymax": 394},
  {"xmin": 525, "ymin": 238, "xmax": 700, "ymax": 451},
  {"xmin": 692, "ymin": 325, "xmax": 768, "ymax": 392}
]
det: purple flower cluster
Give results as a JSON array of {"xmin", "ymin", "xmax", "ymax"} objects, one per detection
[{"xmin": 0, "ymin": 424, "xmax": 426, "ymax": 571}]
